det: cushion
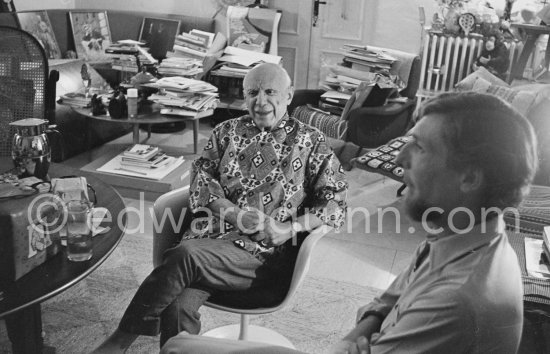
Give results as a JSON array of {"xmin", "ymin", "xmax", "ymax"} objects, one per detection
[
  {"xmin": 504, "ymin": 185, "xmax": 550, "ymax": 234},
  {"xmin": 455, "ymin": 66, "xmax": 509, "ymax": 91},
  {"xmin": 351, "ymin": 136, "xmax": 411, "ymax": 181},
  {"xmin": 470, "ymin": 77, "xmax": 537, "ymax": 116},
  {"xmin": 292, "ymin": 105, "xmax": 348, "ymax": 140}
]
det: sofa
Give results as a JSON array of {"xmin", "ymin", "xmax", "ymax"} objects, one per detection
[
  {"xmin": 453, "ymin": 67, "xmax": 550, "ymax": 187},
  {"xmin": 0, "ymin": 10, "xmax": 214, "ymax": 161}
]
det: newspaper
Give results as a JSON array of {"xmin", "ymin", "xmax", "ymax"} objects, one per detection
[{"xmin": 226, "ymin": 6, "xmax": 281, "ymax": 55}]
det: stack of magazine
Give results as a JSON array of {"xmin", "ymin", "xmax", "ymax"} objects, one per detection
[
  {"xmin": 96, "ymin": 144, "xmax": 185, "ymax": 180},
  {"xmin": 147, "ymin": 77, "xmax": 219, "ymax": 117},
  {"xmin": 120, "ymin": 145, "xmax": 171, "ymax": 170}
]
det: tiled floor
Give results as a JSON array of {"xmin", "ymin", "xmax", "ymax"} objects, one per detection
[{"xmin": 63, "ymin": 117, "xmax": 424, "ymax": 294}]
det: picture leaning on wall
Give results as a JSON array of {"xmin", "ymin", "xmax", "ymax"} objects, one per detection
[
  {"xmin": 17, "ymin": 11, "xmax": 62, "ymax": 59},
  {"xmin": 69, "ymin": 11, "xmax": 113, "ymax": 62}
]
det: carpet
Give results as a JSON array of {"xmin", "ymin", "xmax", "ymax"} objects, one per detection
[{"xmin": 0, "ymin": 228, "xmax": 382, "ymax": 354}]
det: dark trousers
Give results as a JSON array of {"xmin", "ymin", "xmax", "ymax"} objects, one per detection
[{"xmin": 118, "ymin": 238, "xmax": 292, "ymax": 346}]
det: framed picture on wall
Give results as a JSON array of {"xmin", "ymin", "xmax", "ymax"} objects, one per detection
[
  {"xmin": 69, "ymin": 11, "xmax": 113, "ymax": 62},
  {"xmin": 138, "ymin": 17, "xmax": 181, "ymax": 60},
  {"xmin": 17, "ymin": 11, "xmax": 62, "ymax": 59}
]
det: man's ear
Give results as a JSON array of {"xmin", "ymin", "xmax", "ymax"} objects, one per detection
[
  {"xmin": 287, "ymin": 86, "xmax": 295, "ymax": 104},
  {"xmin": 459, "ymin": 167, "xmax": 484, "ymax": 193}
]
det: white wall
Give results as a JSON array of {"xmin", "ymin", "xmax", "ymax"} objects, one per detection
[
  {"xmin": 370, "ymin": 0, "xmax": 438, "ymax": 53},
  {"xmin": 15, "ymin": 0, "xmax": 75, "ymax": 10},
  {"xmin": 73, "ymin": 0, "xmax": 217, "ymax": 19}
]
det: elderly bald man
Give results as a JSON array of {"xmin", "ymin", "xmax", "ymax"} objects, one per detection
[{"xmin": 92, "ymin": 63, "xmax": 348, "ymax": 353}]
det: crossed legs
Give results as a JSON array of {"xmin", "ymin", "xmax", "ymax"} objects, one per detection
[{"xmin": 92, "ymin": 238, "xmax": 279, "ymax": 353}]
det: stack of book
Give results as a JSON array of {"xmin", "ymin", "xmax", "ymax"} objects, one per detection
[
  {"xmin": 120, "ymin": 144, "xmax": 171, "ymax": 170},
  {"xmin": 147, "ymin": 77, "xmax": 219, "ymax": 116},
  {"xmin": 341, "ymin": 44, "xmax": 396, "ymax": 72},
  {"xmin": 172, "ymin": 29, "xmax": 216, "ymax": 60},
  {"xmin": 165, "ymin": 30, "xmax": 227, "ymax": 77},
  {"xmin": 106, "ymin": 40, "xmax": 157, "ymax": 73},
  {"xmin": 318, "ymin": 91, "xmax": 352, "ymax": 115},
  {"xmin": 96, "ymin": 144, "xmax": 185, "ymax": 180},
  {"xmin": 158, "ymin": 57, "xmax": 203, "ymax": 77}
]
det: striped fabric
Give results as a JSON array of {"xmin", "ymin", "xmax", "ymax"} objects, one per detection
[
  {"xmin": 292, "ymin": 105, "xmax": 348, "ymax": 140},
  {"xmin": 504, "ymin": 185, "xmax": 550, "ymax": 235},
  {"xmin": 508, "ymin": 231, "xmax": 550, "ymax": 305}
]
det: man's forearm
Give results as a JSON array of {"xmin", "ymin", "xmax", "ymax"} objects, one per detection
[
  {"xmin": 207, "ymin": 198, "xmax": 242, "ymax": 225},
  {"xmin": 343, "ymin": 316, "xmax": 383, "ymax": 343}
]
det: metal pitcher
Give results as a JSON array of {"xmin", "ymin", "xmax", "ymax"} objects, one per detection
[{"xmin": 10, "ymin": 118, "xmax": 59, "ymax": 180}]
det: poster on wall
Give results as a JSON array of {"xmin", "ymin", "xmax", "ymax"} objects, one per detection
[
  {"xmin": 69, "ymin": 11, "xmax": 113, "ymax": 62},
  {"xmin": 139, "ymin": 17, "xmax": 181, "ymax": 60},
  {"xmin": 226, "ymin": 5, "xmax": 281, "ymax": 55},
  {"xmin": 17, "ymin": 11, "xmax": 62, "ymax": 59}
]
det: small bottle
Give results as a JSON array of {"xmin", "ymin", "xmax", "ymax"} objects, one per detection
[{"xmin": 127, "ymin": 88, "xmax": 139, "ymax": 118}]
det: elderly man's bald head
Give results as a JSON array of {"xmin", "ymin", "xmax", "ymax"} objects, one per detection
[
  {"xmin": 243, "ymin": 63, "xmax": 292, "ymax": 91},
  {"xmin": 242, "ymin": 63, "xmax": 294, "ymax": 130}
]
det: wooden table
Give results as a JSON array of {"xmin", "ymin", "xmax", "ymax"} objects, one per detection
[
  {"xmin": 70, "ymin": 103, "xmax": 213, "ymax": 154},
  {"xmin": 510, "ymin": 23, "xmax": 550, "ymax": 80},
  {"xmin": 0, "ymin": 162, "xmax": 127, "ymax": 353}
]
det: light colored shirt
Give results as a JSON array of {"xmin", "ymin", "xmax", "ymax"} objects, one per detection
[
  {"xmin": 186, "ymin": 113, "xmax": 348, "ymax": 239},
  {"xmin": 362, "ymin": 216, "xmax": 523, "ymax": 354}
]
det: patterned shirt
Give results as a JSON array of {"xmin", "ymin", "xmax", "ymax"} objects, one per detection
[{"xmin": 186, "ymin": 114, "xmax": 348, "ymax": 244}]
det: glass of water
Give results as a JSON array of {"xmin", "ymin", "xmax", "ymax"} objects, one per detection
[{"xmin": 66, "ymin": 200, "xmax": 93, "ymax": 262}]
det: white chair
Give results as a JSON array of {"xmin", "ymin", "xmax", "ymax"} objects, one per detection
[{"xmin": 152, "ymin": 186, "xmax": 332, "ymax": 348}]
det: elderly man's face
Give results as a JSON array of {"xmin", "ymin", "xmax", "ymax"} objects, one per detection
[{"xmin": 243, "ymin": 65, "xmax": 293, "ymax": 130}]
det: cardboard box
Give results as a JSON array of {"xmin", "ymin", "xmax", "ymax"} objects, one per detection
[{"xmin": 0, "ymin": 192, "xmax": 62, "ymax": 282}]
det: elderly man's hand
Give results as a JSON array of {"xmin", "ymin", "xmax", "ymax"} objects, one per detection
[
  {"xmin": 249, "ymin": 216, "xmax": 293, "ymax": 247},
  {"xmin": 237, "ymin": 208, "xmax": 266, "ymax": 235}
]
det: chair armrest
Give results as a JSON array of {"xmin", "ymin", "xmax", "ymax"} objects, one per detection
[
  {"xmin": 347, "ymin": 99, "xmax": 416, "ymax": 118},
  {"xmin": 152, "ymin": 186, "xmax": 191, "ymax": 268},
  {"xmin": 289, "ymin": 89, "xmax": 326, "ymax": 115}
]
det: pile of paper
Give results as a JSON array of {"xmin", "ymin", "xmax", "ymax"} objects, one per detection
[
  {"xmin": 147, "ymin": 77, "xmax": 219, "ymax": 116},
  {"xmin": 341, "ymin": 44, "xmax": 396, "ymax": 71},
  {"xmin": 210, "ymin": 46, "xmax": 282, "ymax": 79}
]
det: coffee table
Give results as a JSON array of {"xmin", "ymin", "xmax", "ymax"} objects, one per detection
[
  {"xmin": 70, "ymin": 103, "xmax": 213, "ymax": 154},
  {"xmin": 0, "ymin": 161, "xmax": 127, "ymax": 353}
]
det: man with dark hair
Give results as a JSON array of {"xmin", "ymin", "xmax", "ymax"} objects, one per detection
[
  {"xmin": 161, "ymin": 91, "xmax": 538, "ymax": 353},
  {"xmin": 92, "ymin": 63, "xmax": 348, "ymax": 353}
]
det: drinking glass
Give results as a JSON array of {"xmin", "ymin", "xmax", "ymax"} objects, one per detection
[{"xmin": 66, "ymin": 200, "xmax": 93, "ymax": 261}]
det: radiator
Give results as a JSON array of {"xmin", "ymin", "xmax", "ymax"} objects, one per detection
[{"xmin": 417, "ymin": 32, "xmax": 523, "ymax": 103}]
